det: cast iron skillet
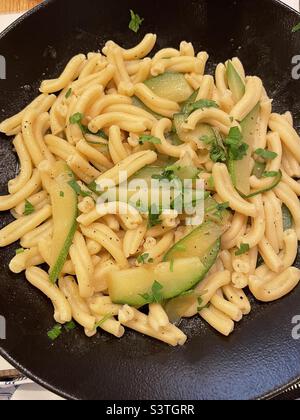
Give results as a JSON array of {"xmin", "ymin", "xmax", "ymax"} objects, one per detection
[{"xmin": 0, "ymin": 0, "xmax": 300, "ymax": 401}]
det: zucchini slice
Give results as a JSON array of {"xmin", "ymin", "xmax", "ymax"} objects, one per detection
[
  {"xmin": 144, "ymin": 72, "xmax": 194, "ymax": 103},
  {"xmin": 228, "ymin": 103, "xmax": 260, "ymax": 196},
  {"xmin": 226, "ymin": 60, "xmax": 245, "ymax": 103},
  {"xmin": 49, "ymin": 162, "xmax": 78, "ymax": 283}
]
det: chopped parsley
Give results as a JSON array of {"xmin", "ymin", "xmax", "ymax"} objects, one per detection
[
  {"xmin": 68, "ymin": 180, "xmax": 93, "ymax": 198},
  {"xmin": 15, "ymin": 248, "xmax": 25, "ymax": 255},
  {"xmin": 65, "ymin": 88, "xmax": 72, "ymax": 99},
  {"xmin": 292, "ymin": 22, "xmax": 300, "ymax": 33},
  {"xmin": 200, "ymin": 131, "xmax": 227, "ymax": 163},
  {"xmin": 225, "ymin": 126, "xmax": 249, "ymax": 161},
  {"xmin": 139, "ymin": 135, "xmax": 162, "ymax": 145},
  {"xmin": 47, "ymin": 324, "xmax": 62, "ymax": 341},
  {"xmin": 95, "ymin": 313, "xmax": 112, "ymax": 329},
  {"xmin": 184, "ymin": 99, "xmax": 219, "ymax": 116},
  {"xmin": 69, "ymin": 113, "xmax": 108, "ymax": 139},
  {"xmin": 235, "ymin": 243, "xmax": 250, "ymax": 256},
  {"xmin": 262, "ymin": 171, "xmax": 279, "ymax": 178},
  {"xmin": 208, "ymin": 175, "xmax": 215, "ymax": 189},
  {"xmin": 140, "ymin": 281, "xmax": 164, "ymax": 304},
  {"xmin": 64, "ymin": 321, "xmax": 76, "ymax": 331},
  {"xmin": 148, "ymin": 205, "xmax": 162, "ymax": 228},
  {"xmin": 254, "ymin": 148, "xmax": 278, "ymax": 160},
  {"xmin": 207, "ymin": 201, "xmax": 230, "ymax": 218},
  {"xmin": 137, "ymin": 253, "xmax": 153, "ymax": 265},
  {"xmin": 197, "ymin": 297, "xmax": 204, "ymax": 312},
  {"xmin": 23, "ymin": 200, "xmax": 35, "ymax": 216},
  {"xmin": 170, "ymin": 259, "xmax": 175, "ymax": 272},
  {"xmin": 59, "ymin": 191, "xmax": 65, "ymax": 198},
  {"xmin": 129, "ymin": 10, "xmax": 144, "ymax": 33}
]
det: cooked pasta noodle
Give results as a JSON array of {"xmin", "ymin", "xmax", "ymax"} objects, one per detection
[{"xmin": 0, "ymin": 34, "xmax": 299, "ymax": 345}]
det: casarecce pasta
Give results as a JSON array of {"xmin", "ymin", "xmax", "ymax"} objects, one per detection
[{"xmin": 0, "ymin": 33, "xmax": 300, "ymax": 346}]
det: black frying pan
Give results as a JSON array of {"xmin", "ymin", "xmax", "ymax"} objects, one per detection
[{"xmin": 0, "ymin": 0, "xmax": 300, "ymax": 400}]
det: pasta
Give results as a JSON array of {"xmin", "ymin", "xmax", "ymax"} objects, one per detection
[{"xmin": 0, "ymin": 34, "xmax": 300, "ymax": 346}]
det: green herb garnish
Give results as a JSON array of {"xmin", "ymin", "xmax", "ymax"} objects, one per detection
[
  {"xmin": 184, "ymin": 99, "xmax": 219, "ymax": 116},
  {"xmin": 292, "ymin": 22, "xmax": 300, "ymax": 33},
  {"xmin": 137, "ymin": 253, "xmax": 151, "ymax": 265},
  {"xmin": 235, "ymin": 243, "xmax": 250, "ymax": 256},
  {"xmin": 95, "ymin": 313, "xmax": 112, "ymax": 329},
  {"xmin": 197, "ymin": 297, "xmax": 204, "ymax": 312},
  {"xmin": 23, "ymin": 199, "xmax": 35, "ymax": 216},
  {"xmin": 16, "ymin": 248, "xmax": 25, "ymax": 255},
  {"xmin": 148, "ymin": 205, "xmax": 162, "ymax": 228},
  {"xmin": 60, "ymin": 191, "xmax": 65, "ymax": 198},
  {"xmin": 64, "ymin": 321, "xmax": 76, "ymax": 331},
  {"xmin": 69, "ymin": 113, "xmax": 108, "ymax": 139},
  {"xmin": 208, "ymin": 176, "xmax": 215, "ymax": 189},
  {"xmin": 68, "ymin": 180, "xmax": 93, "ymax": 198},
  {"xmin": 140, "ymin": 281, "xmax": 164, "ymax": 304},
  {"xmin": 225, "ymin": 126, "xmax": 249, "ymax": 161},
  {"xmin": 255, "ymin": 149, "xmax": 278, "ymax": 160},
  {"xmin": 139, "ymin": 135, "xmax": 162, "ymax": 145},
  {"xmin": 170, "ymin": 259, "xmax": 174, "ymax": 273},
  {"xmin": 129, "ymin": 10, "xmax": 144, "ymax": 33},
  {"xmin": 65, "ymin": 88, "xmax": 72, "ymax": 99},
  {"xmin": 47, "ymin": 324, "xmax": 62, "ymax": 341}
]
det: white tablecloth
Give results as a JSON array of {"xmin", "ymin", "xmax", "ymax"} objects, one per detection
[{"xmin": 0, "ymin": 0, "xmax": 299, "ymax": 401}]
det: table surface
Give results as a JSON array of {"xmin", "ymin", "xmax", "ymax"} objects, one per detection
[{"xmin": 0, "ymin": 0, "xmax": 299, "ymax": 401}]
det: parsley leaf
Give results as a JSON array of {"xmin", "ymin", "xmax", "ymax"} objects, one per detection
[
  {"xmin": 292, "ymin": 22, "xmax": 300, "ymax": 33},
  {"xmin": 255, "ymin": 149, "xmax": 278, "ymax": 160},
  {"xmin": 64, "ymin": 321, "xmax": 76, "ymax": 331},
  {"xmin": 23, "ymin": 199, "xmax": 35, "ymax": 216},
  {"xmin": 69, "ymin": 112, "xmax": 83, "ymax": 125},
  {"xmin": 129, "ymin": 10, "xmax": 144, "ymax": 33},
  {"xmin": 184, "ymin": 99, "xmax": 219, "ymax": 116},
  {"xmin": 225, "ymin": 126, "xmax": 249, "ymax": 161},
  {"xmin": 15, "ymin": 248, "xmax": 25, "ymax": 255},
  {"xmin": 197, "ymin": 297, "xmax": 204, "ymax": 312},
  {"xmin": 65, "ymin": 88, "xmax": 72, "ymax": 99},
  {"xmin": 262, "ymin": 171, "xmax": 279, "ymax": 178},
  {"xmin": 137, "ymin": 253, "xmax": 151, "ymax": 265},
  {"xmin": 68, "ymin": 180, "xmax": 93, "ymax": 198},
  {"xmin": 208, "ymin": 175, "xmax": 215, "ymax": 189},
  {"xmin": 148, "ymin": 205, "xmax": 162, "ymax": 228},
  {"xmin": 139, "ymin": 135, "xmax": 162, "ymax": 145},
  {"xmin": 47, "ymin": 324, "xmax": 62, "ymax": 341},
  {"xmin": 235, "ymin": 243, "xmax": 250, "ymax": 256},
  {"xmin": 200, "ymin": 130, "xmax": 227, "ymax": 163},
  {"xmin": 210, "ymin": 143, "xmax": 227, "ymax": 163},
  {"xmin": 60, "ymin": 191, "xmax": 65, "ymax": 198},
  {"xmin": 95, "ymin": 313, "xmax": 112, "ymax": 329},
  {"xmin": 140, "ymin": 281, "xmax": 164, "ymax": 304},
  {"xmin": 69, "ymin": 113, "xmax": 108, "ymax": 139}
]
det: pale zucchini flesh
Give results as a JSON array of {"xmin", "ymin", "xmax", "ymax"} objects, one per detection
[
  {"xmin": 144, "ymin": 72, "xmax": 193, "ymax": 103},
  {"xmin": 49, "ymin": 162, "xmax": 78, "ymax": 283},
  {"xmin": 228, "ymin": 102, "xmax": 260, "ymax": 196},
  {"xmin": 226, "ymin": 60, "xmax": 245, "ymax": 103}
]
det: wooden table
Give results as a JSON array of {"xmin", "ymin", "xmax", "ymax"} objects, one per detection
[{"xmin": 0, "ymin": 0, "xmax": 42, "ymax": 13}]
